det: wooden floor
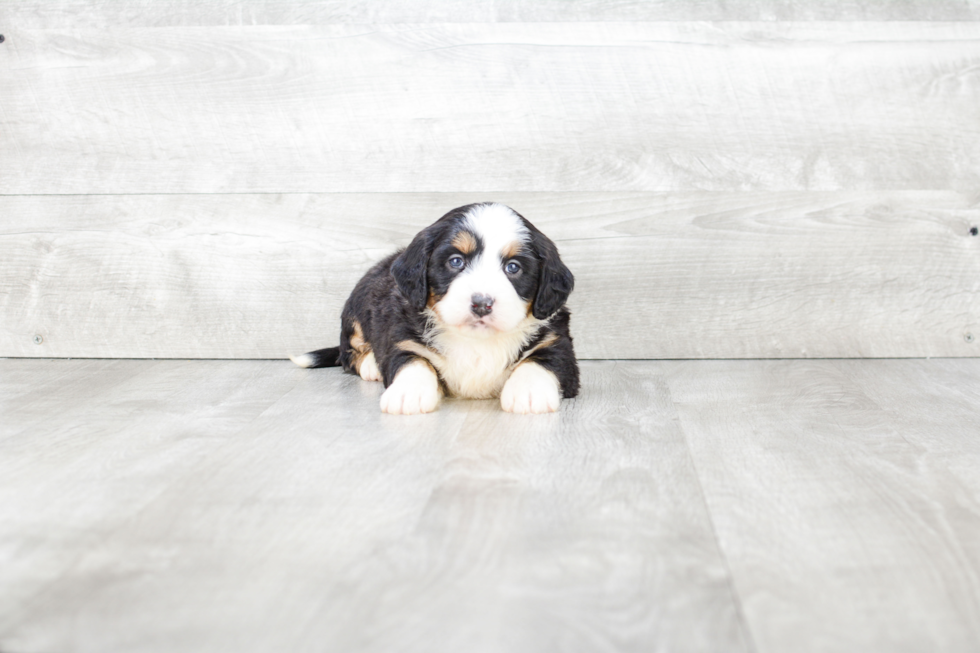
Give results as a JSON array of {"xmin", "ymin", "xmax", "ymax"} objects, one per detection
[{"xmin": 1, "ymin": 358, "xmax": 979, "ymax": 653}]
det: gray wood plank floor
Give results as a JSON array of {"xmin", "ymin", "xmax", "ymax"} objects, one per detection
[{"xmin": 1, "ymin": 359, "xmax": 979, "ymax": 652}]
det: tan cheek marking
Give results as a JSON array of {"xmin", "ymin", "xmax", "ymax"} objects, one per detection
[
  {"xmin": 426, "ymin": 294, "xmax": 448, "ymax": 325},
  {"xmin": 452, "ymin": 231, "xmax": 477, "ymax": 255},
  {"xmin": 426, "ymin": 290, "xmax": 444, "ymax": 310}
]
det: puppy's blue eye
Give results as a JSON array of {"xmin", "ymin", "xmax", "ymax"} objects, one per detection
[
  {"xmin": 448, "ymin": 256, "xmax": 465, "ymax": 269},
  {"xmin": 505, "ymin": 261, "xmax": 521, "ymax": 275}
]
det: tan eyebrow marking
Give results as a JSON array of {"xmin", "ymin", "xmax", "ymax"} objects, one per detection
[
  {"xmin": 501, "ymin": 240, "xmax": 523, "ymax": 260},
  {"xmin": 451, "ymin": 231, "xmax": 478, "ymax": 255}
]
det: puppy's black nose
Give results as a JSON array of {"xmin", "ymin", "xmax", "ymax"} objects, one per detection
[{"xmin": 471, "ymin": 293, "xmax": 494, "ymax": 317}]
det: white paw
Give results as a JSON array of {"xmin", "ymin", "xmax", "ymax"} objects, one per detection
[
  {"xmin": 500, "ymin": 362, "xmax": 561, "ymax": 414},
  {"xmin": 380, "ymin": 360, "xmax": 442, "ymax": 415},
  {"xmin": 358, "ymin": 351, "xmax": 382, "ymax": 382}
]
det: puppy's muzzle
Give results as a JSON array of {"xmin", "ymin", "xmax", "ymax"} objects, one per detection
[{"xmin": 470, "ymin": 294, "xmax": 494, "ymax": 317}]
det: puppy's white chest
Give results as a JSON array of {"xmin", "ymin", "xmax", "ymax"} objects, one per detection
[{"xmin": 430, "ymin": 331, "xmax": 526, "ymax": 399}]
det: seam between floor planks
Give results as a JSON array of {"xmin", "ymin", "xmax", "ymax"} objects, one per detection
[{"xmin": 666, "ymin": 373, "xmax": 761, "ymax": 653}]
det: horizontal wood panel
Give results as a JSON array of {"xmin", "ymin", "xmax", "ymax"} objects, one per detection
[
  {"xmin": 4, "ymin": 0, "xmax": 980, "ymax": 26},
  {"xmin": 2, "ymin": 22, "xmax": 979, "ymax": 194},
  {"xmin": 2, "ymin": 192, "xmax": 977, "ymax": 359}
]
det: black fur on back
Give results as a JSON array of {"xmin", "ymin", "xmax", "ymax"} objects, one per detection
[{"xmin": 339, "ymin": 251, "xmax": 428, "ymax": 386}]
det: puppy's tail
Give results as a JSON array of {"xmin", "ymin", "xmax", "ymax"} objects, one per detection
[{"xmin": 290, "ymin": 346, "xmax": 341, "ymax": 368}]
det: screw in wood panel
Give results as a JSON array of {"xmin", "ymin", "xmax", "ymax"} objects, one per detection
[
  {"xmin": 33, "ymin": 334, "xmax": 43, "ymax": 345},
  {"xmin": 971, "ymin": 226, "xmax": 979, "ymax": 236},
  {"xmin": 967, "ymin": 333, "xmax": 975, "ymax": 344}
]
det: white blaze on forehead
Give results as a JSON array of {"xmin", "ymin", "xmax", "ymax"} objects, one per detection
[
  {"xmin": 463, "ymin": 203, "xmax": 529, "ymax": 256},
  {"xmin": 426, "ymin": 204, "xmax": 543, "ymax": 396}
]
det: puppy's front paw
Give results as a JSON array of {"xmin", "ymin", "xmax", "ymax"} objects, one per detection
[
  {"xmin": 500, "ymin": 362, "xmax": 561, "ymax": 414},
  {"xmin": 380, "ymin": 359, "xmax": 442, "ymax": 415},
  {"xmin": 357, "ymin": 351, "xmax": 382, "ymax": 382}
]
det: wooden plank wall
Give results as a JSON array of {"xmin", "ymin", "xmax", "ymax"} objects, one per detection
[{"xmin": 1, "ymin": 2, "xmax": 978, "ymax": 359}]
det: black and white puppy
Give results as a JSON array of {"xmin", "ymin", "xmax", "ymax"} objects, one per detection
[{"xmin": 291, "ymin": 202, "xmax": 579, "ymax": 414}]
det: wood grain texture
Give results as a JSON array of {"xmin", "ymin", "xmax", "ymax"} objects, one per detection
[
  {"xmin": 665, "ymin": 359, "xmax": 980, "ymax": 653},
  {"xmin": 0, "ymin": 359, "xmax": 748, "ymax": 653},
  {"xmin": 4, "ymin": 0, "xmax": 980, "ymax": 26},
  {"xmin": 3, "ymin": 358, "xmax": 979, "ymax": 651},
  {"xmin": 2, "ymin": 22, "xmax": 979, "ymax": 194},
  {"xmin": 2, "ymin": 192, "xmax": 978, "ymax": 359}
]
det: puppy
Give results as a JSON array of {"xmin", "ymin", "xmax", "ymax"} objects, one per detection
[{"xmin": 291, "ymin": 203, "xmax": 579, "ymax": 414}]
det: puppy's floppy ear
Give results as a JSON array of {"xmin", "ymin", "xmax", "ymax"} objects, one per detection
[
  {"xmin": 530, "ymin": 229, "xmax": 574, "ymax": 320},
  {"xmin": 391, "ymin": 225, "xmax": 438, "ymax": 310}
]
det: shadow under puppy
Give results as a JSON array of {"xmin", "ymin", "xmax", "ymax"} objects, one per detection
[{"xmin": 291, "ymin": 202, "xmax": 579, "ymax": 414}]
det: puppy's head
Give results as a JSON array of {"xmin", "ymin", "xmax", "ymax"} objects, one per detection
[{"xmin": 392, "ymin": 203, "xmax": 573, "ymax": 335}]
